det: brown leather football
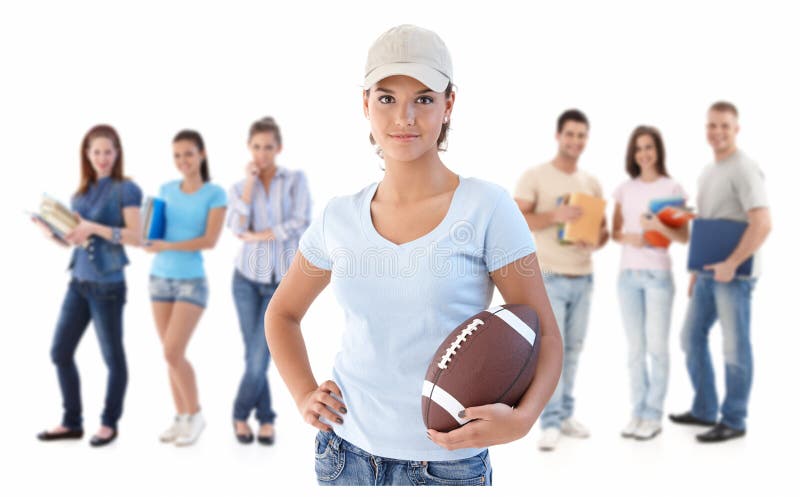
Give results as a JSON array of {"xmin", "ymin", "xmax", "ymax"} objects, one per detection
[{"xmin": 422, "ymin": 304, "xmax": 541, "ymax": 432}]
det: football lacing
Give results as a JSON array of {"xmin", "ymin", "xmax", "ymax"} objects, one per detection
[{"xmin": 437, "ymin": 318, "xmax": 484, "ymax": 369}]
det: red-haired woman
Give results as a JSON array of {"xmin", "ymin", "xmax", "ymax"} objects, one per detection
[{"xmin": 33, "ymin": 124, "xmax": 142, "ymax": 447}]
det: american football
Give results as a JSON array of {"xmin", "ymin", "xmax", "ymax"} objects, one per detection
[{"xmin": 422, "ymin": 304, "xmax": 541, "ymax": 432}]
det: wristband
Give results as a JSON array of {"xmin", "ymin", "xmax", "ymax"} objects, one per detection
[{"xmin": 111, "ymin": 227, "xmax": 122, "ymax": 244}]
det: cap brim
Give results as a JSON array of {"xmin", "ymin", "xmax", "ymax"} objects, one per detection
[{"xmin": 363, "ymin": 62, "xmax": 450, "ymax": 93}]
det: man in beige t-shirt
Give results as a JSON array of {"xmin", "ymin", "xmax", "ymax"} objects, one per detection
[{"xmin": 514, "ymin": 109, "xmax": 608, "ymax": 452}]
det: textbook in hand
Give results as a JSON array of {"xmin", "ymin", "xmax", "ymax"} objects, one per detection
[
  {"xmin": 644, "ymin": 196, "xmax": 695, "ymax": 248},
  {"xmin": 556, "ymin": 192, "xmax": 606, "ymax": 246},
  {"xmin": 28, "ymin": 194, "xmax": 78, "ymax": 246}
]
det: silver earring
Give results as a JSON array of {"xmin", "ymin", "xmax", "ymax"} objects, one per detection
[{"xmin": 444, "ymin": 116, "xmax": 449, "ymax": 123}]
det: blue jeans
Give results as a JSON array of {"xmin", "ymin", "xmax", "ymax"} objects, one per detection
[
  {"xmin": 680, "ymin": 273, "xmax": 756, "ymax": 430},
  {"xmin": 617, "ymin": 270, "xmax": 674, "ymax": 420},
  {"xmin": 540, "ymin": 273, "xmax": 593, "ymax": 429},
  {"xmin": 50, "ymin": 279, "xmax": 128, "ymax": 430},
  {"xmin": 314, "ymin": 430, "xmax": 492, "ymax": 486},
  {"xmin": 232, "ymin": 270, "xmax": 277, "ymax": 424}
]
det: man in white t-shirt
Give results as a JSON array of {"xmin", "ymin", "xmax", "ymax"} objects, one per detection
[
  {"xmin": 669, "ymin": 101, "xmax": 771, "ymax": 443},
  {"xmin": 514, "ymin": 109, "xmax": 609, "ymax": 451}
]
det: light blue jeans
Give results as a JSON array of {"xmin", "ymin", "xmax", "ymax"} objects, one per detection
[
  {"xmin": 314, "ymin": 430, "xmax": 492, "ymax": 486},
  {"xmin": 680, "ymin": 273, "xmax": 756, "ymax": 430},
  {"xmin": 540, "ymin": 273, "xmax": 593, "ymax": 429},
  {"xmin": 617, "ymin": 269, "xmax": 675, "ymax": 421}
]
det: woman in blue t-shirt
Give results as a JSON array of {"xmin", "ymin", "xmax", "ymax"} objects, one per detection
[
  {"xmin": 34, "ymin": 124, "xmax": 142, "ymax": 447},
  {"xmin": 143, "ymin": 130, "xmax": 227, "ymax": 446},
  {"xmin": 264, "ymin": 25, "xmax": 563, "ymax": 486}
]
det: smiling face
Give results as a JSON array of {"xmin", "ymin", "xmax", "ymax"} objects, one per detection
[
  {"xmin": 248, "ymin": 131, "xmax": 281, "ymax": 169},
  {"xmin": 634, "ymin": 133, "xmax": 658, "ymax": 175},
  {"xmin": 363, "ymin": 74, "xmax": 454, "ymax": 163},
  {"xmin": 706, "ymin": 109, "xmax": 739, "ymax": 155},
  {"xmin": 173, "ymin": 139, "xmax": 204, "ymax": 178},
  {"xmin": 556, "ymin": 120, "xmax": 589, "ymax": 161},
  {"xmin": 85, "ymin": 137, "xmax": 118, "ymax": 178}
]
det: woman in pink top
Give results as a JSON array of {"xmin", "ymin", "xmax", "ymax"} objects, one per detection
[{"xmin": 611, "ymin": 126, "xmax": 688, "ymax": 441}]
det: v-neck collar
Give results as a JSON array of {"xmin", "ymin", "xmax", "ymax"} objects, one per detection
[{"xmin": 362, "ymin": 175, "xmax": 464, "ymax": 249}]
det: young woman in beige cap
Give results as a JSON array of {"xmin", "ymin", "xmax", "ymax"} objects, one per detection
[{"xmin": 266, "ymin": 24, "xmax": 563, "ymax": 486}]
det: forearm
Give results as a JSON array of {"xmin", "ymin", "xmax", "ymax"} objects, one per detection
[
  {"xmin": 273, "ymin": 219, "xmax": 308, "ymax": 241},
  {"xmin": 89, "ymin": 221, "xmax": 141, "ymax": 246},
  {"xmin": 523, "ymin": 211, "xmax": 556, "ymax": 231},
  {"xmin": 265, "ymin": 314, "xmax": 319, "ymax": 408},
  {"xmin": 727, "ymin": 222, "xmax": 770, "ymax": 267},
  {"xmin": 161, "ymin": 236, "xmax": 217, "ymax": 251},
  {"xmin": 596, "ymin": 227, "xmax": 610, "ymax": 248},
  {"xmin": 239, "ymin": 181, "xmax": 255, "ymax": 228},
  {"xmin": 655, "ymin": 223, "xmax": 689, "ymax": 243},
  {"xmin": 243, "ymin": 229, "xmax": 275, "ymax": 242},
  {"xmin": 514, "ymin": 279, "xmax": 563, "ymax": 429},
  {"xmin": 514, "ymin": 333, "xmax": 563, "ymax": 428}
]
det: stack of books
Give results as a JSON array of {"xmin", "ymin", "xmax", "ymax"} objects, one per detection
[
  {"xmin": 29, "ymin": 194, "xmax": 78, "ymax": 245},
  {"xmin": 556, "ymin": 192, "xmax": 606, "ymax": 246},
  {"xmin": 141, "ymin": 196, "xmax": 166, "ymax": 241},
  {"xmin": 644, "ymin": 196, "xmax": 695, "ymax": 248}
]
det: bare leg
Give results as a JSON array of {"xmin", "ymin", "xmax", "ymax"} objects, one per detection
[
  {"xmin": 162, "ymin": 302, "xmax": 204, "ymax": 414},
  {"xmin": 152, "ymin": 302, "xmax": 187, "ymax": 414}
]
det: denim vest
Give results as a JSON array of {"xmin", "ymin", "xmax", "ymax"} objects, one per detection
[{"xmin": 67, "ymin": 180, "xmax": 130, "ymax": 275}]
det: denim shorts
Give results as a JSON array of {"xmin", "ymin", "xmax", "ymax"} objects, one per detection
[
  {"xmin": 148, "ymin": 275, "xmax": 208, "ymax": 308},
  {"xmin": 314, "ymin": 430, "xmax": 492, "ymax": 486}
]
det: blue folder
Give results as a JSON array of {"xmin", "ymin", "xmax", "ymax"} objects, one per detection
[
  {"xmin": 649, "ymin": 196, "xmax": 685, "ymax": 214},
  {"xmin": 143, "ymin": 197, "xmax": 166, "ymax": 240},
  {"xmin": 688, "ymin": 218, "xmax": 753, "ymax": 277}
]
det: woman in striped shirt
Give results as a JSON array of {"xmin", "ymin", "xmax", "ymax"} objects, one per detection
[{"xmin": 226, "ymin": 117, "xmax": 312, "ymax": 444}]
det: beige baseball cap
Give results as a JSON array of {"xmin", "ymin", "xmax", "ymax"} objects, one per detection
[{"xmin": 363, "ymin": 24, "xmax": 453, "ymax": 93}]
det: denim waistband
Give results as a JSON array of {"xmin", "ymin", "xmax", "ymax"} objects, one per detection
[{"xmin": 326, "ymin": 431, "xmax": 448, "ymax": 466}]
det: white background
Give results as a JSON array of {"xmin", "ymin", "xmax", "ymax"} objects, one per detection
[{"xmin": 1, "ymin": 1, "xmax": 798, "ymax": 495}]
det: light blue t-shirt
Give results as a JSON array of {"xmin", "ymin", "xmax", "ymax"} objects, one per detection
[
  {"xmin": 298, "ymin": 175, "xmax": 537, "ymax": 461},
  {"xmin": 150, "ymin": 180, "xmax": 227, "ymax": 279}
]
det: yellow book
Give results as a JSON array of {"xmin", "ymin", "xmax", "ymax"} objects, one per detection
[{"xmin": 561, "ymin": 192, "xmax": 606, "ymax": 246}]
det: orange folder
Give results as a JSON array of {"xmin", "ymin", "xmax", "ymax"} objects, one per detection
[
  {"xmin": 644, "ymin": 206, "xmax": 695, "ymax": 248},
  {"xmin": 559, "ymin": 192, "xmax": 606, "ymax": 246}
]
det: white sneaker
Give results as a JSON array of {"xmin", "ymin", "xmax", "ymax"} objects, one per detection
[
  {"xmin": 561, "ymin": 417, "xmax": 590, "ymax": 438},
  {"xmin": 621, "ymin": 418, "xmax": 641, "ymax": 439},
  {"xmin": 159, "ymin": 414, "xmax": 186, "ymax": 443},
  {"xmin": 175, "ymin": 411, "xmax": 205, "ymax": 446},
  {"xmin": 538, "ymin": 427, "xmax": 561, "ymax": 451},
  {"xmin": 633, "ymin": 419, "xmax": 662, "ymax": 441}
]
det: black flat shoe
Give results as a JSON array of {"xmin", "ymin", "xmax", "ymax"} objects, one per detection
[
  {"xmin": 234, "ymin": 422, "xmax": 254, "ymax": 444},
  {"xmin": 668, "ymin": 411, "xmax": 716, "ymax": 427},
  {"xmin": 89, "ymin": 429, "xmax": 118, "ymax": 447},
  {"xmin": 696, "ymin": 423, "xmax": 745, "ymax": 443},
  {"xmin": 257, "ymin": 433, "xmax": 275, "ymax": 446},
  {"xmin": 37, "ymin": 428, "xmax": 84, "ymax": 441}
]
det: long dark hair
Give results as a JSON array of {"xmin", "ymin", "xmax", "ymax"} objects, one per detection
[
  {"xmin": 77, "ymin": 124, "xmax": 125, "ymax": 196},
  {"xmin": 625, "ymin": 125, "xmax": 669, "ymax": 178},
  {"xmin": 173, "ymin": 129, "xmax": 210, "ymax": 182}
]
